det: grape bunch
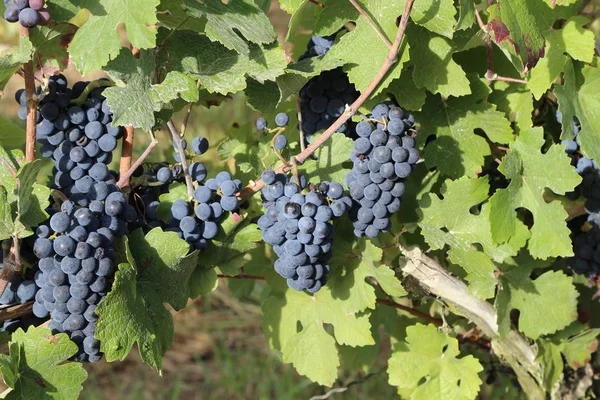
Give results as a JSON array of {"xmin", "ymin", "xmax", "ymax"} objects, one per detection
[
  {"xmin": 3, "ymin": 0, "xmax": 51, "ymax": 28},
  {"xmin": 298, "ymin": 34, "xmax": 360, "ymax": 143},
  {"xmin": 346, "ymin": 102, "xmax": 418, "ymax": 238},
  {"xmin": 257, "ymin": 170, "xmax": 352, "ymax": 292},
  {"xmin": 568, "ymin": 224, "xmax": 600, "ymax": 277},
  {"xmin": 132, "ymin": 136, "xmax": 242, "ymax": 251},
  {"xmin": 19, "ymin": 74, "xmax": 129, "ymax": 362}
]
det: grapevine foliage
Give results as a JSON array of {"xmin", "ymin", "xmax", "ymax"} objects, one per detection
[{"xmin": 0, "ymin": 0, "xmax": 599, "ymax": 399}]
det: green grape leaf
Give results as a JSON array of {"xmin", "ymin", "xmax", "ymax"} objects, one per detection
[
  {"xmin": 104, "ymin": 51, "xmax": 199, "ymax": 131},
  {"xmin": 328, "ymin": 0, "xmax": 410, "ymax": 95},
  {"xmin": 456, "ymin": 0, "xmax": 476, "ymax": 31},
  {"xmin": 548, "ymin": 323, "xmax": 600, "ymax": 369},
  {"xmin": 158, "ymin": 30, "xmax": 286, "ymax": 95},
  {"xmin": 487, "ymin": 0, "xmax": 546, "ymax": 72},
  {"xmin": 495, "ymin": 265, "xmax": 578, "ymax": 339},
  {"xmin": 263, "ymin": 287, "xmax": 374, "ymax": 386},
  {"xmin": 329, "ymin": 238, "xmax": 407, "ymax": 312},
  {"xmin": 488, "ymin": 127, "xmax": 582, "ymax": 258},
  {"xmin": 536, "ymin": 340, "xmax": 564, "ymax": 391},
  {"xmin": 279, "ymin": 0, "xmax": 306, "ymax": 14},
  {"xmin": 0, "ymin": 326, "xmax": 87, "ymax": 400},
  {"xmin": 418, "ymin": 177, "xmax": 529, "ymax": 299},
  {"xmin": 29, "ymin": 24, "xmax": 77, "ymax": 70},
  {"xmin": 301, "ymin": 133, "xmax": 353, "ymax": 186},
  {"xmin": 0, "ymin": 187, "xmax": 13, "ymax": 241},
  {"xmin": 313, "ymin": 0, "xmax": 358, "ymax": 36},
  {"xmin": 245, "ymin": 79, "xmax": 280, "ymax": 114},
  {"xmin": 185, "ymin": 0, "xmax": 276, "ymax": 55},
  {"xmin": 374, "ymin": 68, "xmax": 427, "ymax": 111},
  {"xmin": 0, "ymin": 37, "xmax": 33, "ymax": 93},
  {"xmin": 542, "ymin": 0, "xmax": 579, "ymax": 8},
  {"xmin": 201, "ymin": 217, "xmax": 262, "ymax": 275},
  {"xmin": 96, "ymin": 229, "xmax": 198, "ymax": 371},
  {"xmin": 68, "ymin": 0, "xmax": 160, "ymax": 74},
  {"xmin": 528, "ymin": 16, "xmax": 595, "ymax": 100},
  {"xmin": 15, "ymin": 161, "xmax": 50, "ymax": 237},
  {"xmin": 488, "ymin": 81, "xmax": 534, "ymax": 132},
  {"xmin": 556, "ymin": 61, "xmax": 600, "ymax": 163},
  {"xmin": 0, "ymin": 117, "xmax": 25, "ymax": 149},
  {"xmin": 388, "ymin": 323, "xmax": 483, "ymax": 399},
  {"xmin": 45, "ymin": 0, "xmax": 82, "ymax": 22},
  {"xmin": 411, "ymin": 0, "xmax": 457, "ymax": 39},
  {"xmin": 416, "ymin": 78, "xmax": 512, "ymax": 178},
  {"xmin": 408, "ymin": 25, "xmax": 470, "ymax": 98}
]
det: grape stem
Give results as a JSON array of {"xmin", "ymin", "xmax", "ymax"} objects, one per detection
[
  {"xmin": 119, "ymin": 126, "xmax": 135, "ymax": 191},
  {"xmin": 217, "ymin": 274, "xmax": 266, "ymax": 281},
  {"xmin": 375, "ymin": 298, "xmax": 443, "ymax": 326},
  {"xmin": 167, "ymin": 120, "xmax": 195, "ymax": 199},
  {"xmin": 238, "ymin": 0, "xmax": 416, "ymax": 200},
  {"xmin": 69, "ymin": 79, "xmax": 116, "ymax": 106},
  {"xmin": 116, "ymin": 134, "xmax": 159, "ymax": 189},
  {"xmin": 348, "ymin": 0, "xmax": 393, "ymax": 49},
  {"xmin": 19, "ymin": 26, "xmax": 37, "ymax": 163},
  {"xmin": 0, "ymin": 302, "xmax": 33, "ymax": 323}
]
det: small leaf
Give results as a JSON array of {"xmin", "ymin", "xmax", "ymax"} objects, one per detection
[
  {"xmin": 489, "ymin": 127, "xmax": 582, "ymax": 258},
  {"xmin": 185, "ymin": 0, "xmax": 276, "ymax": 55},
  {"xmin": 156, "ymin": 182, "xmax": 189, "ymax": 224},
  {"xmin": 388, "ymin": 323, "xmax": 483, "ymax": 399},
  {"xmin": 68, "ymin": 0, "xmax": 160, "ymax": 74},
  {"xmin": 0, "ymin": 326, "xmax": 87, "ymax": 400},
  {"xmin": 0, "ymin": 37, "xmax": 33, "ymax": 93}
]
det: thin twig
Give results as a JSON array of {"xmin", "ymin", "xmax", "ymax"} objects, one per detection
[
  {"xmin": 180, "ymin": 80, "xmax": 202, "ymax": 136},
  {"xmin": 238, "ymin": 0, "xmax": 415, "ymax": 200},
  {"xmin": 117, "ymin": 136, "xmax": 158, "ymax": 188},
  {"xmin": 0, "ymin": 302, "xmax": 33, "ymax": 322},
  {"xmin": 376, "ymin": 298, "xmax": 443, "ymax": 326},
  {"xmin": 167, "ymin": 120, "xmax": 195, "ymax": 199},
  {"xmin": 297, "ymin": 97, "xmax": 306, "ymax": 152},
  {"xmin": 309, "ymin": 369, "xmax": 386, "ymax": 400},
  {"xmin": 119, "ymin": 126, "xmax": 135, "ymax": 190},
  {"xmin": 308, "ymin": 0, "xmax": 325, "ymax": 7},
  {"xmin": 486, "ymin": 73, "xmax": 528, "ymax": 84},
  {"xmin": 217, "ymin": 274, "xmax": 266, "ymax": 281},
  {"xmin": 348, "ymin": 0, "xmax": 393, "ymax": 49}
]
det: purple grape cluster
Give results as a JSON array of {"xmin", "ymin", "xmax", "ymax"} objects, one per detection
[
  {"xmin": 257, "ymin": 170, "xmax": 352, "ymax": 292},
  {"xmin": 346, "ymin": 103, "xmax": 418, "ymax": 238},
  {"xmin": 20, "ymin": 74, "xmax": 130, "ymax": 362},
  {"xmin": 3, "ymin": 0, "xmax": 50, "ymax": 27},
  {"xmin": 569, "ymin": 224, "xmax": 600, "ymax": 277},
  {"xmin": 298, "ymin": 34, "xmax": 360, "ymax": 143}
]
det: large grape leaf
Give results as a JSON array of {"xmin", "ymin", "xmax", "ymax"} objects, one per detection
[
  {"xmin": 410, "ymin": 0, "xmax": 457, "ymax": 39},
  {"xmin": 96, "ymin": 229, "xmax": 198, "ymax": 372},
  {"xmin": 103, "ymin": 51, "xmax": 199, "ymax": 132},
  {"xmin": 68, "ymin": 0, "xmax": 160, "ymax": 74},
  {"xmin": 329, "ymin": 235, "xmax": 407, "ymax": 312},
  {"xmin": 0, "ymin": 37, "xmax": 33, "ymax": 93},
  {"xmin": 528, "ymin": 17, "xmax": 595, "ymax": 100},
  {"xmin": 495, "ymin": 261, "xmax": 578, "ymax": 339},
  {"xmin": 488, "ymin": 127, "xmax": 582, "ymax": 258},
  {"xmin": 157, "ymin": 30, "xmax": 286, "ymax": 96},
  {"xmin": 0, "ymin": 117, "xmax": 25, "ymax": 149},
  {"xmin": 388, "ymin": 323, "xmax": 483, "ymax": 399},
  {"xmin": 184, "ymin": 0, "xmax": 276, "ymax": 55},
  {"xmin": 263, "ymin": 287, "xmax": 374, "ymax": 386},
  {"xmin": 418, "ymin": 177, "xmax": 529, "ymax": 299},
  {"xmin": 556, "ymin": 60, "xmax": 600, "ymax": 164},
  {"xmin": 416, "ymin": 77, "xmax": 512, "ymax": 178},
  {"xmin": 408, "ymin": 25, "xmax": 470, "ymax": 98},
  {"xmin": 313, "ymin": 0, "xmax": 359, "ymax": 37},
  {"xmin": 0, "ymin": 326, "xmax": 87, "ymax": 400},
  {"xmin": 328, "ymin": 0, "xmax": 410, "ymax": 94}
]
